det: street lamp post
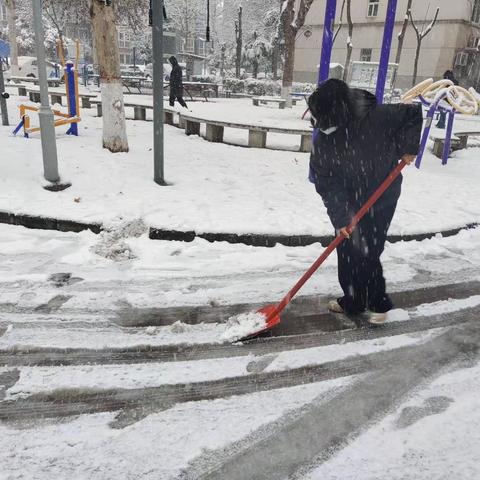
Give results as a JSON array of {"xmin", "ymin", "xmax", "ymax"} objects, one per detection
[
  {"xmin": 0, "ymin": 58, "xmax": 9, "ymax": 126},
  {"xmin": 152, "ymin": 0, "xmax": 166, "ymax": 185},
  {"xmin": 32, "ymin": 0, "xmax": 60, "ymax": 184}
]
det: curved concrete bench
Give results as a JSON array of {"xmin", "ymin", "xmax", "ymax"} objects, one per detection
[
  {"xmin": 179, "ymin": 113, "xmax": 313, "ymax": 152},
  {"xmin": 26, "ymin": 87, "xmax": 97, "ymax": 109},
  {"xmin": 90, "ymin": 99, "xmax": 180, "ymax": 125}
]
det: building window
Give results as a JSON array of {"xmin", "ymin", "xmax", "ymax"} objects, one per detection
[
  {"xmin": 455, "ymin": 51, "xmax": 469, "ymax": 67},
  {"xmin": 197, "ymin": 40, "xmax": 205, "ymax": 56},
  {"xmin": 360, "ymin": 48, "xmax": 372, "ymax": 62},
  {"xmin": 367, "ymin": 0, "xmax": 379, "ymax": 18},
  {"xmin": 118, "ymin": 32, "xmax": 130, "ymax": 49},
  {"xmin": 185, "ymin": 36, "xmax": 195, "ymax": 53},
  {"xmin": 472, "ymin": 0, "xmax": 480, "ymax": 24}
]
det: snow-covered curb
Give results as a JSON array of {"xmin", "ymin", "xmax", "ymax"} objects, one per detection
[{"xmin": 1, "ymin": 209, "xmax": 477, "ymax": 248}]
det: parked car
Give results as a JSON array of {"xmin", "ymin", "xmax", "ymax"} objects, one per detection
[
  {"xmin": 120, "ymin": 65, "xmax": 145, "ymax": 78},
  {"xmin": 4, "ymin": 56, "xmax": 61, "ymax": 80}
]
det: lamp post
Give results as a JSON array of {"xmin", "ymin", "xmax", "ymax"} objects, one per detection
[
  {"xmin": 152, "ymin": 0, "xmax": 166, "ymax": 185},
  {"xmin": 0, "ymin": 57, "xmax": 9, "ymax": 126},
  {"xmin": 32, "ymin": 0, "xmax": 60, "ymax": 183}
]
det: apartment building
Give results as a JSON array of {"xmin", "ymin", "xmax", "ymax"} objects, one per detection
[{"xmin": 294, "ymin": 0, "xmax": 480, "ymax": 88}]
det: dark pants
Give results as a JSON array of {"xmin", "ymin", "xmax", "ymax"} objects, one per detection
[
  {"xmin": 336, "ymin": 202, "xmax": 396, "ymax": 315},
  {"xmin": 169, "ymin": 92, "xmax": 187, "ymax": 108},
  {"xmin": 436, "ymin": 111, "xmax": 446, "ymax": 129}
]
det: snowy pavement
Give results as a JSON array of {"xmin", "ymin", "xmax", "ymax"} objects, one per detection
[
  {"xmin": 0, "ymin": 220, "xmax": 479, "ymax": 478},
  {"xmin": 2, "ymin": 92, "xmax": 480, "ymax": 237}
]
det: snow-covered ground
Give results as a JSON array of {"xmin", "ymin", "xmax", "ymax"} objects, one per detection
[{"xmin": 2, "ymin": 90, "xmax": 480, "ymax": 236}]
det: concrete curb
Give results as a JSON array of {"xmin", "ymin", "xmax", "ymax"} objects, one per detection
[
  {"xmin": 0, "ymin": 210, "xmax": 477, "ymax": 248},
  {"xmin": 149, "ymin": 223, "xmax": 479, "ymax": 248},
  {"xmin": 0, "ymin": 210, "xmax": 101, "ymax": 234}
]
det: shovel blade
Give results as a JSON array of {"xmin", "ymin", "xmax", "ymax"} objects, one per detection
[{"xmin": 239, "ymin": 305, "xmax": 281, "ymax": 341}]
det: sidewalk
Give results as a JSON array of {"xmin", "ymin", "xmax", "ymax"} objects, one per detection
[{"xmin": 2, "ymin": 93, "xmax": 480, "ymax": 242}]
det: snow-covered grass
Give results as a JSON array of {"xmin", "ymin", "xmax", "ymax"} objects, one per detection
[{"xmin": 2, "ymin": 92, "xmax": 480, "ymax": 237}]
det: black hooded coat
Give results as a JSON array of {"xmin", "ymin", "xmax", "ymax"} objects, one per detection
[
  {"xmin": 309, "ymin": 86, "xmax": 423, "ymax": 230},
  {"xmin": 169, "ymin": 56, "xmax": 183, "ymax": 96}
]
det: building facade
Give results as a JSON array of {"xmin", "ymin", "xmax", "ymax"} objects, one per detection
[{"xmin": 294, "ymin": 0, "xmax": 480, "ymax": 88}]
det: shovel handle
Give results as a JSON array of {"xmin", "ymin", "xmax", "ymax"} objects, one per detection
[{"xmin": 268, "ymin": 160, "xmax": 407, "ymax": 322}]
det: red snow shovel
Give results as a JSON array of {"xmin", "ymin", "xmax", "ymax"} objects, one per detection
[{"xmin": 242, "ymin": 159, "xmax": 408, "ymax": 341}]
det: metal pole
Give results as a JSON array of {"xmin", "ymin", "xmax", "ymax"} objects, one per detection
[
  {"xmin": 152, "ymin": 0, "xmax": 166, "ymax": 185},
  {"xmin": 375, "ymin": 0, "xmax": 397, "ymax": 104},
  {"xmin": 317, "ymin": 0, "xmax": 337, "ymax": 85},
  {"xmin": 0, "ymin": 58, "xmax": 9, "ymax": 126},
  {"xmin": 32, "ymin": 0, "xmax": 60, "ymax": 183}
]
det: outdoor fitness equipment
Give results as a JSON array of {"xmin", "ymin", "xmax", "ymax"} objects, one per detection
[
  {"xmin": 13, "ymin": 40, "xmax": 81, "ymax": 138},
  {"xmin": 402, "ymin": 78, "xmax": 478, "ymax": 168},
  {"xmin": 317, "ymin": 0, "xmax": 398, "ymax": 103}
]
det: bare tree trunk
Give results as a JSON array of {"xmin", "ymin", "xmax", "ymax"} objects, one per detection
[
  {"xmin": 89, "ymin": 0, "xmax": 129, "ymax": 153},
  {"xmin": 272, "ymin": 41, "xmax": 279, "ymax": 80},
  {"xmin": 343, "ymin": 0, "xmax": 353, "ymax": 82},
  {"xmin": 395, "ymin": 0, "xmax": 412, "ymax": 65},
  {"xmin": 412, "ymin": 40, "xmax": 421, "ymax": 86},
  {"xmin": 391, "ymin": 0, "xmax": 412, "ymax": 89},
  {"xmin": 281, "ymin": 0, "xmax": 315, "ymax": 106},
  {"xmin": 408, "ymin": 8, "xmax": 440, "ymax": 87},
  {"xmin": 220, "ymin": 44, "xmax": 225, "ymax": 78},
  {"xmin": 272, "ymin": 0, "xmax": 283, "ymax": 80},
  {"xmin": 281, "ymin": 0, "xmax": 296, "ymax": 106},
  {"xmin": 235, "ymin": 6, "xmax": 242, "ymax": 78},
  {"xmin": 5, "ymin": 0, "xmax": 19, "ymax": 75}
]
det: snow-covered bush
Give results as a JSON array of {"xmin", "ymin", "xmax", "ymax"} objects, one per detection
[
  {"xmin": 191, "ymin": 75, "xmax": 218, "ymax": 84},
  {"xmin": 244, "ymin": 78, "xmax": 281, "ymax": 96},
  {"xmin": 224, "ymin": 77, "xmax": 245, "ymax": 93},
  {"xmin": 292, "ymin": 82, "xmax": 316, "ymax": 94}
]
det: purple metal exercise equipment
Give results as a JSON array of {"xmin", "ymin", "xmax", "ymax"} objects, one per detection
[
  {"xmin": 317, "ymin": 0, "xmax": 337, "ymax": 85},
  {"xmin": 375, "ymin": 0, "xmax": 398, "ymax": 104},
  {"xmin": 415, "ymin": 93, "xmax": 450, "ymax": 169}
]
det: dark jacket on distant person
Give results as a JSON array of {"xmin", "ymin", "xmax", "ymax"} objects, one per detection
[
  {"xmin": 443, "ymin": 70, "xmax": 459, "ymax": 85},
  {"xmin": 308, "ymin": 79, "xmax": 423, "ymax": 230},
  {"xmin": 169, "ymin": 56, "xmax": 183, "ymax": 96}
]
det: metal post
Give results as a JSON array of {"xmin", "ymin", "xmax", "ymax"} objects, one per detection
[
  {"xmin": 32, "ymin": 0, "xmax": 60, "ymax": 183},
  {"xmin": 0, "ymin": 58, "xmax": 9, "ymax": 126},
  {"xmin": 317, "ymin": 0, "xmax": 337, "ymax": 85},
  {"xmin": 152, "ymin": 0, "xmax": 166, "ymax": 185},
  {"xmin": 375, "ymin": 0, "xmax": 397, "ymax": 104}
]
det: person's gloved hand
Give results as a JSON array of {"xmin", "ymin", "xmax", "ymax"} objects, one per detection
[{"xmin": 402, "ymin": 154, "xmax": 416, "ymax": 165}]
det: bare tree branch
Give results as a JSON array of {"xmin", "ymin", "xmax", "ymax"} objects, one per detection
[{"xmin": 333, "ymin": 0, "xmax": 346, "ymax": 45}]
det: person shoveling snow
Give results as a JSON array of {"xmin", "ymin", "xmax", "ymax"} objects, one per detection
[{"xmin": 308, "ymin": 79, "xmax": 422, "ymax": 325}]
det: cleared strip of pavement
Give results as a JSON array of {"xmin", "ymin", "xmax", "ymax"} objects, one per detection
[{"xmin": 1, "ymin": 305, "xmax": 479, "ymax": 367}]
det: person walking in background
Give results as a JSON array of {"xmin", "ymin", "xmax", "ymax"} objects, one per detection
[
  {"xmin": 436, "ymin": 70, "xmax": 458, "ymax": 129},
  {"xmin": 168, "ymin": 56, "xmax": 188, "ymax": 109}
]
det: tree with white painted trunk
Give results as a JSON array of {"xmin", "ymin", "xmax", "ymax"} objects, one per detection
[
  {"xmin": 280, "ymin": 0, "xmax": 314, "ymax": 107},
  {"xmin": 89, "ymin": 0, "xmax": 128, "ymax": 153},
  {"xmin": 4, "ymin": 0, "xmax": 19, "ymax": 75}
]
